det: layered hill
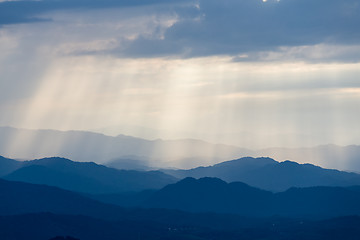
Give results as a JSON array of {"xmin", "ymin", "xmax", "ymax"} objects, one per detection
[
  {"xmin": 1, "ymin": 157, "xmax": 177, "ymax": 194},
  {"xmin": 141, "ymin": 177, "xmax": 360, "ymax": 218},
  {"xmin": 164, "ymin": 157, "xmax": 360, "ymax": 191},
  {"xmin": 2, "ymin": 177, "xmax": 360, "ymax": 220},
  {"xmin": 0, "ymin": 178, "xmax": 122, "ymax": 219}
]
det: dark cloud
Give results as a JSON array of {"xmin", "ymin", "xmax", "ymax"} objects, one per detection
[
  {"xmin": 2, "ymin": 0, "xmax": 360, "ymax": 61},
  {"xmin": 0, "ymin": 0, "xmax": 186, "ymax": 25},
  {"xmin": 123, "ymin": 0, "xmax": 360, "ymax": 59}
]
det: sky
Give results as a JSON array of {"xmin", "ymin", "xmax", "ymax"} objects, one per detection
[{"xmin": 0, "ymin": 0, "xmax": 360, "ymax": 149}]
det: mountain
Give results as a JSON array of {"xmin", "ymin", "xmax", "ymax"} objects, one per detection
[
  {"xmin": 0, "ymin": 126, "xmax": 253, "ymax": 168},
  {"xmin": 164, "ymin": 157, "xmax": 360, "ymax": 191},
  {"xmin": 143, "ymin": 177, "xmax": 272, "ymax": 216},
  {"xmin": 140, "ymin": 177, "xmax": 360, "ymax": 218},
  {"xmin": 4, "ymin": 153, "xmax": 360, "ymax": 197},
  {"xmin": 2, "ymin": 157, "xmax": 177, "ymax": 194}
]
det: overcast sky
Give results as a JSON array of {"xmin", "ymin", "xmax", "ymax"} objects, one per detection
[{"xmin": 0, "ymin": 0, "xmax": 360, "ymax": 148}]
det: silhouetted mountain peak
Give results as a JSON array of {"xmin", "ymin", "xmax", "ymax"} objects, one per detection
[
  {"xmin": 175, "ymin": 177, "xmax": 228, "ymax": 188},
  {"xmin": 214, "ymin": 157, "xmax": 277, "ymax": 168},
  {"xmin": 166, "ymin": 157, "xmax": 360, "ymax": 192},
  {"xmin": 27, "ymin": 157, "xmax": 74, "ymax": 165},
  {"xmin": 197, "ymin": 177, "xmax": 227, "ymax": 184},
  {"xmin": 2, "ymin": 156, "xmax": 177, "ymax": 194},
  {"xmin": 162, "ymin": 177, "xmax": 270, "ymax": 198},
  {"xmin": 280, "ymin": 160, "xmax": 299, "ymax": 165},
  {"xmin": 157, "ymin": 177, "xmax": 229, "ymax": 195},
  {"xmin": 144, "ymin": 177, "xmax": 273, "ymax": 215}
]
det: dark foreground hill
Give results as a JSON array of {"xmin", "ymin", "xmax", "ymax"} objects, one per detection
[
  {"xmin": 1, "ymin": 213, "xmax": 360, "ymax": 240},
  {"xmin": 3, "ymin": 176, "xmax": 360, "ymax": 219},
  {"xmin": 164, "ymin": 157, "xmax": 360, "ymax": 191},
  {"xmin": 1, "ymin": 157, "xmax": 177, "ymax": 194},
  {"xmin": 93, "ymin": 177, "xmax": 360, "ymax": 219},
  {"xmin": 0, "ymin": 178, "xmax": 259, "ymax": 226},
  {"xmin": 0, "ymin": 178, "xmax": 124, "ymax": 219},
  {"xmin": 2, "ymin": 178, "xmax": 360, "ymax": 239}
]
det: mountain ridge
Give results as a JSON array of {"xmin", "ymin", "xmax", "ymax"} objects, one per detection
[
  {"xmin": 164, "ymin": 157, "xmax": 360, "ymax": 191},
  {"xmin": 1, "ymin": 156, "xmax": 177, "ymax": 194},
  {"xmin": 3, "ymin": 176, "xmax": 360, "ymax": 219},
  {"xmin": 139, "ymin": 177, "xmax": 360, "ymax": 218}
]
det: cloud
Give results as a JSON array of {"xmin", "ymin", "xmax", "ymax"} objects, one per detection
[
  {"xmin": 0, "ymin": 0, "xmax": 187, "ymax": 25},
  {"xmin": 1, "ymin": 0, "xmax": 360, "ymax": 149},
  {"xmin": 2, "ymin": 0, "xmax": 359, "ymax": 62},
  {"xmin": 121, "ymin": 0, "xmax": 360, "ymax": 61},
  {"xmin": 232, "ymin": 44, "xmax": 360, "ymax": 63}
]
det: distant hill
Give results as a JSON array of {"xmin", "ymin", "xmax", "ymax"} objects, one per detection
[
  {"xmin": 1, "ymin": 157, "xmax": 177, "ymax": 194},
  {"xmin": 0, "ymin": 126, "xmax": 253, "ymax": 168},
  {"xmin": 164, "ymin": 157, "xmax": 360, "ymax": 191}
]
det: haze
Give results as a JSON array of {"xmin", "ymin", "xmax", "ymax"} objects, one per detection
[{"xmin": 1, "ymin": 0, "xmax": 360, "ymax": 149}]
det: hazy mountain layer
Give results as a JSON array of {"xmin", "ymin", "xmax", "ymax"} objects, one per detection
[
  {"xmin": 164, "ymin": 157, "xmax": 360, "ymax": 191},
  {"xmin": 0, "ymin": 126, "xmax": 252, "ymax": 168},
  {"xmin": 2, "ymin": 126, "xmax": 360, "ymax": 171},
  {"xmin": 1, "ymin": 157, "xmax": 177, "ymax": 194},
  {"xmin": 2, "ymin": 177, "xmax": 360, "ymax": 219}
]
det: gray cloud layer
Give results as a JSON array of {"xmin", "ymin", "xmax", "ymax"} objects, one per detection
[
  {"xmin": 0, "ymin": 0, "xmax": 185, "ymax": 24},
  {"xmin": 123, "ymin": 0, "xmax": 360, "ymax": 59},
  {"xmin": 1, "ymin": 0, "xmax": 359, "ymax": 61}
]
